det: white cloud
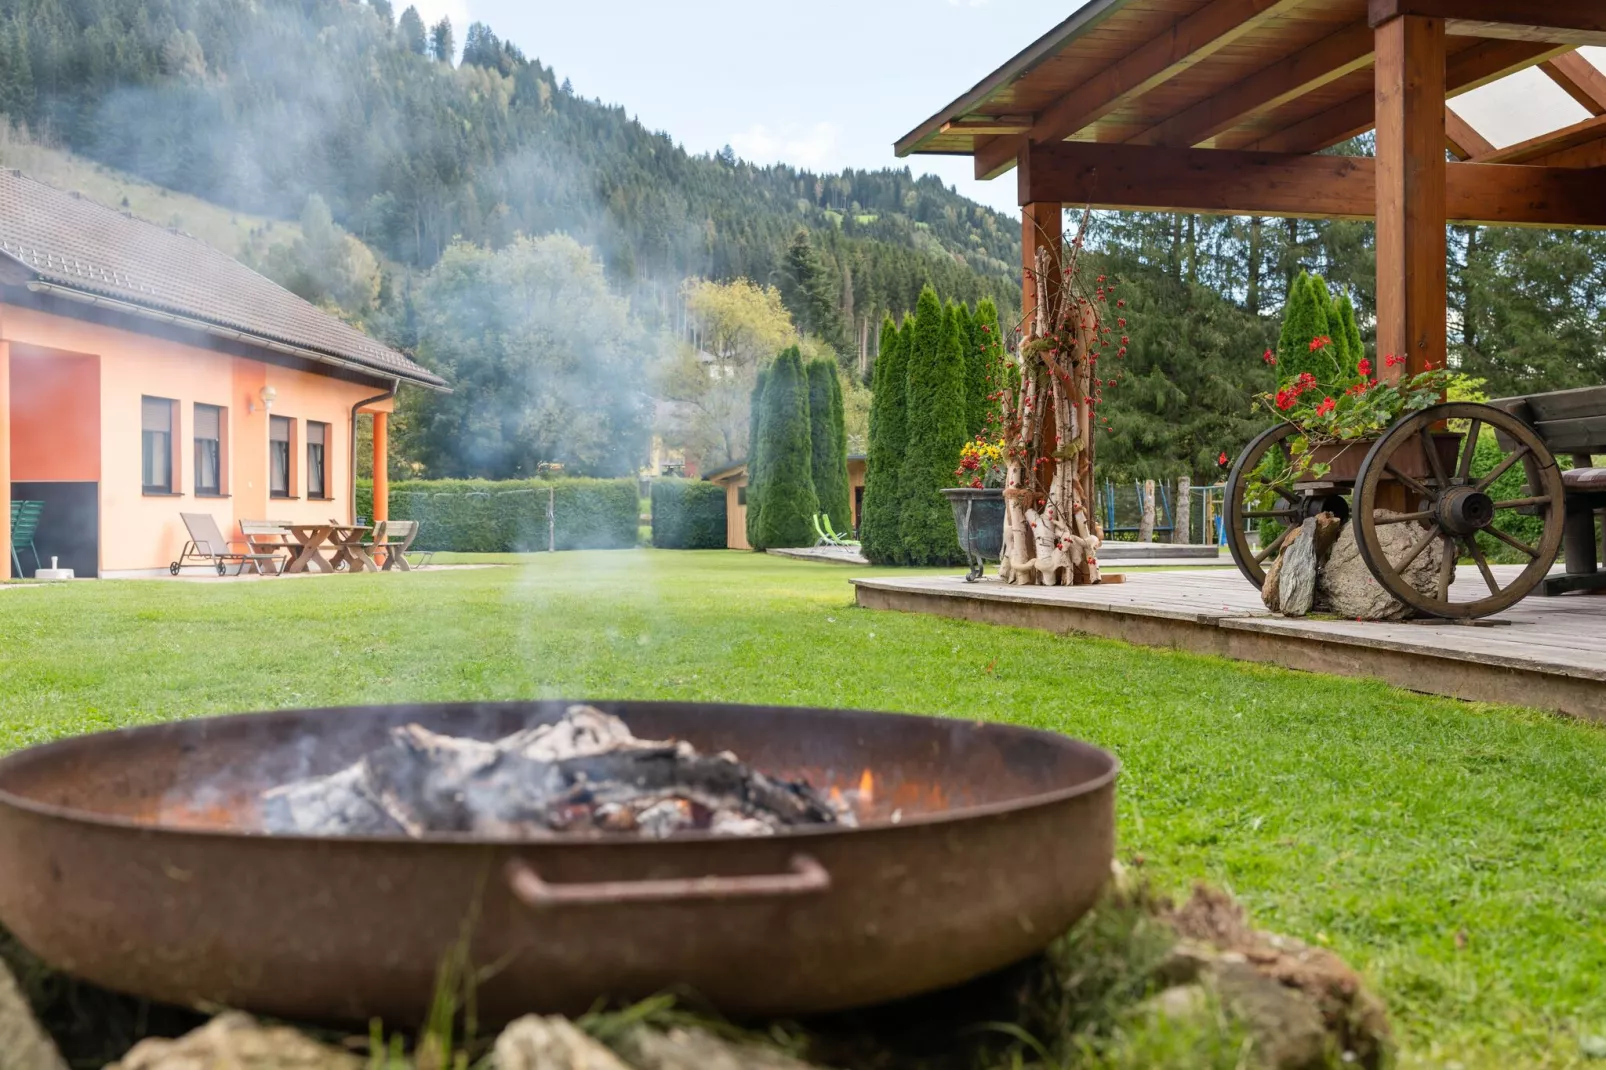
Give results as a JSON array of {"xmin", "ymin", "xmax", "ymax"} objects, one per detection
[{"xmin": 729, "ymin": 122, "xmax": 841, "ymax": 171}]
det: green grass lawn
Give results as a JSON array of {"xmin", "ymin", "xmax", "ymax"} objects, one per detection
[{"xmin": 1, "ymin": 551, "xmax": 1603, "ymax": 1068}]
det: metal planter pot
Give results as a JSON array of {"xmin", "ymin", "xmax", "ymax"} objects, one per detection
[{"xmin": 942, "ymin": 487, "xmax": 1006, "ymax": 581}]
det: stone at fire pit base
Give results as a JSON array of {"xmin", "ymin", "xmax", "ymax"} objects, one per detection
[
  {"xmin": 495, "ymin": 1016, "xmax": 634, "ymax": 1070},
  {"xmin": 615, "ymin": 1024, "xmax": 825, "ymax": 1070},
  {"xmin": 0, "ymin": 956, "xmax": 68, "ymax": 1070},
  {"xmin": 106, "ymin": 1013, "xmax": 360, "ymax": 1070}
]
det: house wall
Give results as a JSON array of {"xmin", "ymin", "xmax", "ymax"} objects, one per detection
[
  {"xmin": 848, "ymin": 458, "xmax": 867, "ymax": 530},
  {"xmin": 9, "ymin": 349, "xmax": 100, "ymax": 481},
  {"xmin": 1, "ymin": 303, "xmax": 388, "ymax": 574}
]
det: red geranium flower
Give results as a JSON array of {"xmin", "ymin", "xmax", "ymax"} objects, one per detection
[
  {"xmin": 1356, "ymin": 357, "xmax": 1372, "ymax": 377},
  {"xmin": 1316, "ymin": 396, "xmax": 1336, "ymax": 416},
  {"xmin": 1308, "ymin": 335, "xmax": 1332, "ymax": 352},
  {"xmin": 1262, "ymin": 348, "xmax": 1276, "ymax": 365}
]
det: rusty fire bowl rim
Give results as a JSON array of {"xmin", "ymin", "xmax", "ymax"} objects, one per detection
[{"xmin": 0, "ymin": 699, "xmax": 1120, "ymax": 846}]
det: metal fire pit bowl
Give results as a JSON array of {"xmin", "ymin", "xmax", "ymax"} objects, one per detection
[{"xmin": 0, "ymin": 700, "xmax": 1117, "ymax": 1024}]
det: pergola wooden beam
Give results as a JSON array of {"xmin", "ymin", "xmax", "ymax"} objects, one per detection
[
  {"xmin": 1370, "ymin": 0, "xmax": 1606, "ymax": 46},
  {"xmin": 1475, "ymin": 112, "xmax": 1606, "ymax": 163},
  {"xmin": 1128, "ymin": 21, "xmax": 1376, "ymax": 148},
  {"xmin": 1015, "ymin": 141, "xmax": 1606, "ymax": 227},
  {"xmin": 1026, "ymin": 0, "xmax": 1308, "ymax": 146},
  {"xmin": 1444, "ymin": 106, "xmax": 1495, "ymax": 158},
  {"xmin": 1238, "ymin": 38, "xmax": 1567, "ymax": 153},
  {"xmin": 1539, "ymin": 54, "xmax": 1606, "ymax": 115}
]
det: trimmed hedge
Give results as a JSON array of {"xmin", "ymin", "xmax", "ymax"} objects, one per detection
[
  {"xmin": 355, "ymin": 478, "xmax": 638, "ymax": 552},
  {"xmin": 651, "ymin": 480, "xmax": 727, "ymax": 549}
]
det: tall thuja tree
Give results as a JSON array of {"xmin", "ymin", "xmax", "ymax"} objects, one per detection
[
  {"xmin": 807, "ymin": 358, "xmax": 852, "ymax": 534},
  {"xmin": 1275, "ymin": 270, "xmax": 1339, "ymax": 386},
  {"xmin": 898, "ymin": 288, "xmax": 967, "ymax": 565},
  {"xmin": 860, "ymin": 314, "xmax": 908, "ymax": 564},
  {"xmin": 744, "ymin": 366, "xmax": 770, "ymax": 548},
  {"xmin": 969, "ymin": 297, "xmax": 1002, "ymax": 439},
  {"xmin": 751, "ymin": 348, "xmax": 818, "ymax": 550},
  {"xmin": 1336, "ymin": 292, "xmax": 1364, "ymax": 372}
]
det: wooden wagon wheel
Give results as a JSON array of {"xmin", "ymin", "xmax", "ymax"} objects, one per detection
[
  {"xmin": 1224, "ymin": 423, "xmax": 1349, "ymax": 588},
  {"xmin": 1352, "ymin": 402, "xmax": 1566, "ymax": 619}
]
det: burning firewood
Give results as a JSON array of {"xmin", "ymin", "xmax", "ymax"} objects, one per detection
[{"xmin": 261, "ymin": 705, "xmax": 851, "ymax": 839}]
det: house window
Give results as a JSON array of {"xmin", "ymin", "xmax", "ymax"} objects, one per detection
[
  {"xmin": 270, "ymin": 416, "xmax": 295, "ymax": 498},
  {"xmin": 141, "ymin": 396, "xmax": 177, "ymax": 493},
  {"xmin": 307, "ymin": 421, "xmax": 329, "ymax": 499},
  {"xmin": 737, "ymin": 485, "xmax": 748, "ymax": 506},
  {"xmin": 194, "ymin": 404, "xmax": 226, "ymax": 496}
]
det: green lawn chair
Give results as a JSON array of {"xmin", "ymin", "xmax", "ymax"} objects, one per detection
[
  {"xmin": 822, "ymin": 514, "xmax": 860, "ymax": 547},
  {"xmin": 811, "ymin": 513, "xmax": 833, "ymax": 547},
  {"xmin": 10, "ymin": 501, "xmax": 42, "ymax": 577}
]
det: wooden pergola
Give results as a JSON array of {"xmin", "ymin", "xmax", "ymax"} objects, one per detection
[{"xmin": 896, "ymin": 0, "xmax": 1606, "ymax": 376}]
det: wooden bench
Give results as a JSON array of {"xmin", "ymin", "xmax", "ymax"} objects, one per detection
[
  {"xmin": 1492, "ymin": 385, "xmax": 1606, "ymax": 596},
  {"xmin": 238, "ymin": 520, "xmax": 296, "ymax": 572}
]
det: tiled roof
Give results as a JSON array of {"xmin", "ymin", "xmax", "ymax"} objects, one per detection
[{"xmin": 0, "ymin": 169, "xmax": 445, "ymax": 388}]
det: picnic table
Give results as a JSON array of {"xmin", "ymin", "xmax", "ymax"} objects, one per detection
[{"xmin": 280, "ymin": 524, "xmax": 378, "ymax": 574}]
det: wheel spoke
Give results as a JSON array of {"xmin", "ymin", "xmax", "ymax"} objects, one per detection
[
  {"xmin": 1373, "ymin": 510, "xmax": 1434, "ymax": 525},
  {"xmin": 1483, "ymin": 524, "xmax": 1540, "ymax": 559},
  {"xmin": 1384, "ymin": 463, "xmax": 1434, "ymax": 502},
  {"xmin": 1253, "ymin": 539, "xmax": 1282, "ymax": 565},
  {"xmin": 1475, "ymin": 444, "xmax": 1530, "ymax": 492},
  {"xmin": 1465, "ymin": 537, "xmax": 1501, "ymax": 595},
  {"xmin": 1491, "ymin": 495, "xmax": 1552, "ymax": 510},
  {"xmin": 1398, "ymin": 523, "xmax": 1441, "ymax": 571},
  {"xmin": 1436, "ymin": 536, "xmax": 1456, "ymax": 601},
  {"xmin": 1456, "ymin": 419, "xmax": 1482, "ymax": 483},
  {"xmin": 1420, "ymin": 426, "xmax": 1450, "ymax": 488},
  {"xmin": 1241, "ymin": 510, "xmax": 1297, "ymax": 519}
]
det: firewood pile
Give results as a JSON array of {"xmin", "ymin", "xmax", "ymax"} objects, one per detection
[{"xmin": 262, "ymin": 706, "xmax": 850, "ymax": 839}]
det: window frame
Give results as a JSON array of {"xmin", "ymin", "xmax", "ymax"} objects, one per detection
[
  {"xmin": 193, "ymin": 402, "xmax": 228, "ymax": 497},
  {"xmin": 141, "ymin": 395, "xmax": 179, "ymax": 495},
  {"xmin": 306, "ymin": 421, "xmax": 331, "ymax": 500},
  {"xmin": 269, "ymin": 415, "xmax": 298, "ymax": 500}
]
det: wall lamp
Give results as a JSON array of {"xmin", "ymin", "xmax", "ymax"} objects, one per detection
[{"xmin": 249, "ymin": 385, "xmax": 278, "ymax": 414}]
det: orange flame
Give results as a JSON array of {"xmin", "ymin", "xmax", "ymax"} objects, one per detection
[{"xmin": 858, "ymin": 768, "xmax": 875, "ymax": 807}]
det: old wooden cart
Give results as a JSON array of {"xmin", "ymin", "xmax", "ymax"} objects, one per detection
[{"xmin": 1223, "ymin": 388, "xmax": 1606, "ymax": 620}]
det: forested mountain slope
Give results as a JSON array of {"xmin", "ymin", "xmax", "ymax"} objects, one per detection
[{"xmin": 0, "ymin": 0, "xmax": 1019, "ymax": 351}]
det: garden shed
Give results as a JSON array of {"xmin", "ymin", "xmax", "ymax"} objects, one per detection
[{"xmin": 706, "ymin": 455, "xmax": 867, "ymax": 551}]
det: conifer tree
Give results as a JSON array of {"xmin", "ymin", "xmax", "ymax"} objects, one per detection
[
  {"xmin": 751, "ymin": 347, "xmax": 818, "ymax": 550},
  {"xmin": 744, "ymin": 366, "xmax": 769, "ymax": 548},
  {"xmin": 1276, "ymin": 270, "xmax": 1340, "ymax": 386},
  {"xmin": 807, "ymin": 358, "xmax": 852, "ymax": 535},
  {"xmin": 969, "ymin": 297, "xmax": 1002, "ymax": 439},
  {"xmin": 898, "ymin": 288, "xmax": 966, "ymax": 565},
  {"xmin": 860, "ymin": 315, "xmax": 907, "ymax": 564},
  {"xmin": 1337, "ymin": 292, "xmax": 1364, "ymax": 372},
  {"xmin": 397, "ymin": 6, "xmax": 428, "ymax": 54}
]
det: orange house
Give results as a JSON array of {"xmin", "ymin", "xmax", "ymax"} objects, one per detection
[{"xmin": 0, "ymin": 170, "xmax": 445, "ymax": 578}]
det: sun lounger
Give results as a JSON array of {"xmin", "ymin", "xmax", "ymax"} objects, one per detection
[{"xmin": 172, "ymin": 513, "xmax": 281, "ymax": 576}]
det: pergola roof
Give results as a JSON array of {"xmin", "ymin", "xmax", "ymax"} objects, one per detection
[{"xmin": 897, "ymin": 0, "xmax": 1606, "ymax": 187}]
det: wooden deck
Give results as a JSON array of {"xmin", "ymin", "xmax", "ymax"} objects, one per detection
[{"xmin": 852, "ymin": 568, "xmax": 1606, "ymax": 722}]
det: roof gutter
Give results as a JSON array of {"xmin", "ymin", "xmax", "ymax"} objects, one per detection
[
  {"xmin": 350, "ymin": 382, "xmax": 399, "ymax": 524},
  {"xmin": 893, "ymin": 0, "xmax": 1133, "ymax": 157},
  {"xmin": 23, "ymin": 279, "xmax": 447, "ymax": 391}
]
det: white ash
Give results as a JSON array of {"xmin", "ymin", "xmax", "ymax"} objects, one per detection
[{"xmin": 261, "ymin": 705, "xmax": 851, "ymax": 839}]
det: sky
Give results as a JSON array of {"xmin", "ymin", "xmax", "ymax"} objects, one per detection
[{"xmin": 401, "ymin": 0, "xmax": 1604, "ymax": 217}]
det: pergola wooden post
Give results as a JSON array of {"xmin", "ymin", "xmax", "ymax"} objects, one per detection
[
  {"xmin": 1373, "ymin": 13, "xmax": 1448, "ymax": 378},
  {"xmin": 1021, "ymin": 201, "xmax": 1062, "ymax": 337}
]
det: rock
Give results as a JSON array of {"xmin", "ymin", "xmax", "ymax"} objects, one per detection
[
  {"xmin": 1277, "ymin": 518, "xmax": 1319, "ymax": 616},
  {"xmin": 494, "ymin": 1016, "xmax": 633, "ymax": 1070},
  {"xmin": 618, "ymin": 1024, "xmax": 827, "ymax": 1070},
  {"xmin": 1318, "ymin": 514, "xmax": 1445, "ymax": 620},
  {"xmin": 1143, "ymin": 983, "xmax": 1209, "ymax": 1023},
  {"xmin": 1260, "ymin": 525, "xmax": 1301, "ymax": 611},
  {"xmin": 1154, "ymin": 939, "xmax": 1217, "ymax": 987},
  {"xmin": 1312, "ymin": 512, "xmax": 1344, "ymax": 560},
  {"xmin": 0, "ymin": 957, "xmax": 68, "ymax": 1070},
  {"xmin": 1215, "ymin": 961, "xmax": 1331, "ymax": 1070},
  {"xmin": 108, "ymin": 1013, "xmax": 360, "ymax": 1070}
]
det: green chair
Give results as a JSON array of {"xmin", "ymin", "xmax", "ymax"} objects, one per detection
[
  {"xmin": 822, "ymin": 514, "xmax": 860, "ymax": 547},
  {"xmin": 10, "ymin": 501, "xmax": 43, "ymax": 577}
]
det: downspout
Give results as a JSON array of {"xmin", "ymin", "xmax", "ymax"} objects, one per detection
[{"xmin": 351, "ymin": 380, "xmax": 399, "ymax": 523}]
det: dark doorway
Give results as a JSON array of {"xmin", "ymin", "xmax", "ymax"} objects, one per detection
[{"xmin": 10, "ymin": 482, "xmax": 99, "ymax": 578}]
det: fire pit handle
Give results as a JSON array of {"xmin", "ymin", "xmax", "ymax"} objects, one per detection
[{"xmin": 505, "ymin": 853, "xmax": 831, "ymax": 907}]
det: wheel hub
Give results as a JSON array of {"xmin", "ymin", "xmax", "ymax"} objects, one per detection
[{"xmin": 1436, "ymin": 486, "xmax": 1495, "ymax": 536}]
